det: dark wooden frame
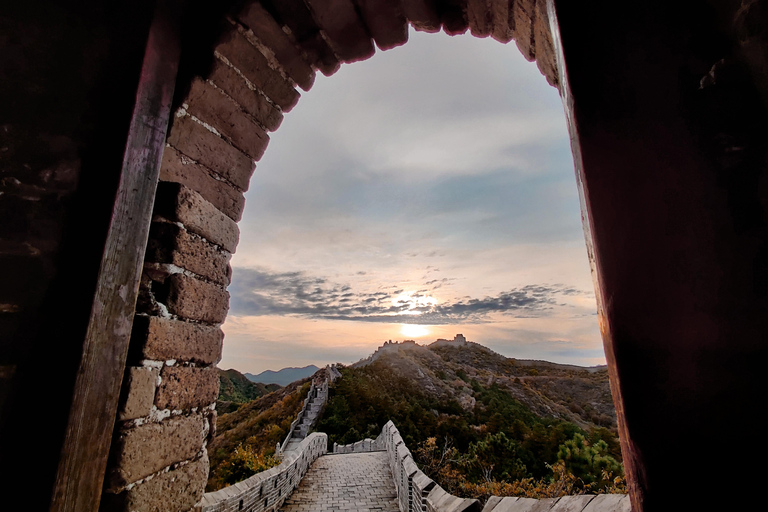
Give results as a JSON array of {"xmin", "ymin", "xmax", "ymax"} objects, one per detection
[{"xmin": 50, "ymin": 1, "xmax": 182, "ymax": 510}]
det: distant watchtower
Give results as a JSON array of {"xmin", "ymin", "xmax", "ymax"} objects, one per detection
[{"xmin": 453, "ymin": 334, "xmax": 467, "ymax": 343}]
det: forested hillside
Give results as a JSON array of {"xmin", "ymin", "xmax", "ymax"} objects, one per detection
[
  {"xmin": 217, "ymin": 368, "xmax": 282, "ymax": 413},
  {"xmin": 316, "ymin": 341, "xmax": 624, "ymax": 500},
  {"xmin": 207, "ymin": 378, "xmax": 312, "ymax": 491}
]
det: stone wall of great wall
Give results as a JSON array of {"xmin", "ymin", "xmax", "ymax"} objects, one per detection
[
  {"xmin": 335, "ymin": 421, "xmax": 631, "ymax": 512},
  {"xmin": 207, "ymin": 416, "xmax": 631, "ymax": 512},
  {"xmin": 201, "ymin": 433, "xmax": 327, "ymax": 512}
]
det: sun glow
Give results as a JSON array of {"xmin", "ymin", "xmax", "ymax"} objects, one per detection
[{"xmin": 400, "ymin": 324, "xmax": 431, "ymax": 338}]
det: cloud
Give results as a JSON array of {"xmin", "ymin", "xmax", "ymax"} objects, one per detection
[{"xmin": 228, "ymin": 267, "xmax": 587, "ymax": 325}]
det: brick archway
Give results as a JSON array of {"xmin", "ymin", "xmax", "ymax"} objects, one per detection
[
  {"xmin": 104, "ymin": 1, "xmax": 562, "ymax": 510},
  {"xmin": 103, "ymin": 1, "xmax": 558, "ymax": 509}
]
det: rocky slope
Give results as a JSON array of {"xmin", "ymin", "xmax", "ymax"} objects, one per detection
[{"xmin": 353, "ymin": 338, "xmax": 615, "ymax": 431}]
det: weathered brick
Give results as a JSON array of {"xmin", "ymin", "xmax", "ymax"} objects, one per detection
[
  {"xmin": 185, "ymin": 78, "xmax": 270, "ymax": 161},
  {"xmin": 106, "ymin": 414, "xmax": 205, "ymax": 490},
  {"xmin": 401, "ymin": 0, "xmax": 441, "ymax": 32},
  {"xmin": 238, "ymin": 2, "xmax": 316, "ymax": 91},
  {"xmin": 155, "ymin": 366, "xmax": 219, "ymax": 411},
  {"xmin": 101, "ymin": 452, "xmax": 208, "ymax": 512},
  {"xmin": 306, "ymin": 0, "xmax": 375, "ymax": 63},
  {"xmin": 207, "ymin": 59, "xmax": 284, "ymax": 132},
  {"xmin": 166, "ymin": 273, "xmax": 230, "ymax": 324},
  {"xmin": 440, "ymin": 0, "xmax": 469, "ymax": 35},
  {"xmin": 132, "ymin": 315, "xmax": 223, "ymax": 365},
  {"xmin": 355, "ymin": 0, "xmax": 409, "ymax": 50},
  {"xmin": 167, "ymin": 114, "xmax": 255, "ymax": 191},
  {"xmin": 146, "ymin": 221, "xmax": 231, "ymax": 285},
  {"xmin": 215, "ymin": 29, "xmax": 300, "ymax": 111},
  {"xmin": 467, "ymin": 0, "xmax": 492, "ymax": 37},
  {"xmin": 513, "ymin": 0, "xmax": 535, "ymax": 61},
  {"xmin": 533, "ymin": 0, "xmax": 558, "ymax": 87},
  {"xmin": 155, "ymin": 182, "xmax": 240, "ymax": 253},
  {"xmin": 159, "ymin": 146, "xmax": 246, "ymax": 222},
  {"xmin": 118, "ymin": 366, "xmax": 159, "ymax": 421},
  {"xmin": 489, "ymin": 0, "xmax": 513, "ymax": 43},
  {"xmin": 264, "ymin": 0, "xmax": 342, "ymax": 76}
]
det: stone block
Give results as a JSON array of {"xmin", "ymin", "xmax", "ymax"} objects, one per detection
[
  {"xmin": 440, "ymin": 0, "xmax": 469, "ymax": 35},
  {"xmin": 467, "ymin": 0, "xmax": 492, "ymax": 37},
  {"xmin": 215, "ymin": 29, "xmax": 300, "ymax": 111},
  {"xmin": 132, "ymin": 315, "xmax": 223, "ymax": 365},
  {"xmin": 159, "ymin": 146, "xmax": 246, "ymax": 221},
  {"xmin": 512, "ymin": 0, "xmax": 535, "ymax": 61},
  {"xmin": 533, "ymin": 0, "xmax": 558, "ymax": 87},
  {"xmin": 305, "ymin": 0, "xmax": 375, "ymax": 63},
  {"xmin": 102, "ymin": 452, "xmax": 208, "ymax": 512},
  {"xmin": 155, "ymin": 365, "xmax": 219, "ymax": 411},
  {"xmin": 266, "ymin": 0, "xmax": 341, "ymax": 76},
  {"xmin": 207, "ymin": 59, "xmax": 284, "ymax": 132},
  {"xmin": 547, "ymin": 495, "xmax": 595, "ymax": 512},
  {"xmin": 146, "ymin": 221, "xmax": 231, "ymax": 285},
  {"xmin": 165, "ymin": 273, "xmax": 230, "ymax": 324},
  {"xmin": 355, "ymin": 0, "xmax": 409, "ymax": 50},
  {"xmin": 582, "ymin": 494, "xmax": 631, "ymax": 512},
  {"xmin": 106, "ymin": 414, "xmax": 205, "ymax": 490},
  {"xmin": 118, "ymin": 366, "xmax": 159, "ymax": 421},
  {"xmin": 489, "ymin": 0, "xmax": 513, "ymax": 43},
  {"xmin": 237, "ymin": 2, "xmax": 316, "ymax": 91},
  {"xmin": 155, "ymin": 182, "xmax": 240, "ymax": 253},
  {"xmin": 401, "ymin": 0, "xmax": 441, "ymax": 32},
  {"xmin": 487, "ymin": 496, "xmax": 544, "ymax": 512},
  {"xmin": 167, "ymin": 114, "xmax": 255, "ymax": 192},
  {"xmin": 184, "ymin": 78, "xmax": 270, "ymax": 161}
]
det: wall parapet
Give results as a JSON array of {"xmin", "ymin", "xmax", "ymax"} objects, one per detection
[
  {"xmin": 374, "ymin": 421, "xmax": 630, "ymax": 512},
  {"xmin": 332, "ymin": 436, "xmax": 385, "ymax": 454},
  {"xmin": 201, "ymin": 432, "xmax": 327, "ymax": 512}
]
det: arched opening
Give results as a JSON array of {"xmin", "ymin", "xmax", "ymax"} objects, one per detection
[
  {"xmin": 221, "ymin": 27, "xmax": 601, "ymax": 375},
  {"xmin": 102, "ymin": 3, "xmax": 594, "ymax": 510}
]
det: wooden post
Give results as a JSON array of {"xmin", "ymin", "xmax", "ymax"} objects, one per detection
[{"xmin": 50, "ymin": 1, "xmax": 182, "ymax": 510}]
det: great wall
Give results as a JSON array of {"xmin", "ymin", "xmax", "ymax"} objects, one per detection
[{"xmin": 201, "ymin": 369, "xmax": 629, "ymax": 512}]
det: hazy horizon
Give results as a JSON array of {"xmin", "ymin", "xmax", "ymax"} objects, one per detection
[{"xmin": 218, "ymin": 27, "xmax": 604, "ymax": 375}]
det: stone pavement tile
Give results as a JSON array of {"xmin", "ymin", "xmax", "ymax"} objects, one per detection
[{"xmin": 280, "ymin": 452, "xmax": 399, "ymax": 512}]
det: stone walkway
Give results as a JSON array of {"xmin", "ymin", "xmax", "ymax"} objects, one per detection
[{"xmin": 279, "ymin": 452, "xmax": 399, "ymax": 512}]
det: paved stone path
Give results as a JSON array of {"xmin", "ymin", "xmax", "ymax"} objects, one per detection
[{"xmin": 279, "ymin": 452, "xmax": 399, "ymax": 512}]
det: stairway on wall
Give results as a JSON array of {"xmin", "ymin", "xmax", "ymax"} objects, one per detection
[{"xmin": 282, "ymin": 383, "xmax": 327, "ymax": 453}]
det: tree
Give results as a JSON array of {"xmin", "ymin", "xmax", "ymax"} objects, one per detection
[{"xmin": 557, "ymin": 433, "xmax": 623, "ymax": 488}]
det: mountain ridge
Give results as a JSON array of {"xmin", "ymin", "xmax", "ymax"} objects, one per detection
[{"xmin": 245, "ymin": 364, "xmax": 320, "ymax": 386}]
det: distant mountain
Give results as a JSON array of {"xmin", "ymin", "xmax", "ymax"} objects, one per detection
[
  {"xmin": 217, "ymin": 368, "xmax": 282, "ymax": 413},
  {"xmin": 327, "ymin": 338, "xmax": 617, "ymax": 440},
  {"xmin": 245, "ymin": 365, "xmax": 320, "ymax": 386}
]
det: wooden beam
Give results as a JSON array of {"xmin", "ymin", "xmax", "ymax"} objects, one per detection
[{"xmin": 50, "ymin": 1, "xmax": 182, "ymax": 510}]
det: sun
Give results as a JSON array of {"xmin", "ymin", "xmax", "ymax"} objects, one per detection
[{"xmin": 400, "ymin": 324, "xmax": 430, "ymax": 338}]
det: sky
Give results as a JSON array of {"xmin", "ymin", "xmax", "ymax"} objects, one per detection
[{"xmin": 218, "ymin": 27, "xmax": 604, "ymax": 375}]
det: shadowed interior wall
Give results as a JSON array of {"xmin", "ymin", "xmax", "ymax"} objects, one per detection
[
  {"xmin": 0, "ymin": 1, "xmax": 155, "ymax": 508},
  {"xmin": 553, "ymin": 0, "xmax": 768, "ymax": 509}
]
